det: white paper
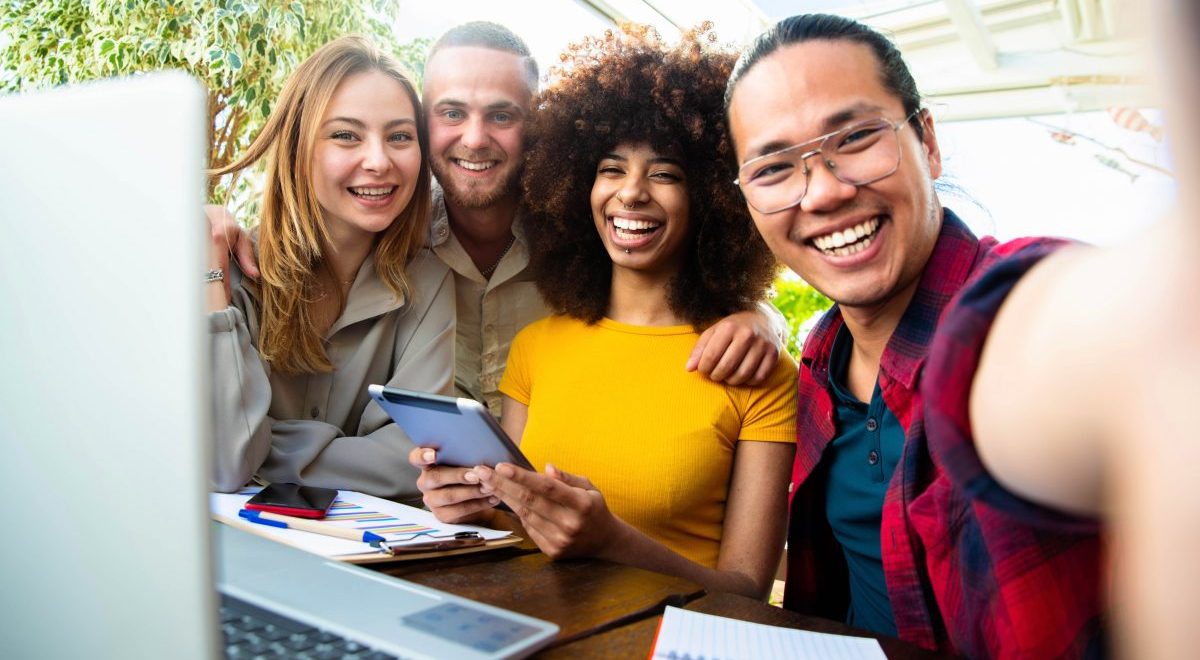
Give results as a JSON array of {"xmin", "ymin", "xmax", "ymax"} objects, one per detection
[
  {"xmin": 651, "ymin": 606, "xmax": 887, "ymax": 660},
  {"xmin": 209, "ymin": 487, "xmax": 511, "ymax": 558}
]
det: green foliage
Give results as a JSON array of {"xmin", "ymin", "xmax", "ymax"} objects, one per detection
[
  {"xmin": 0, "ymin": 0, "xmax": 430, "ymax": 208},
  {"xmin": 771, "ymin": 276, "xmax": 833, "ymax": 359}
]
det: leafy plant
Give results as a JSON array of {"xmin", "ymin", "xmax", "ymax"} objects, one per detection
[
  {"xmin": 771, "ymin": 276, "xmax": 833, "ymax": 359},
  {"xmin": 1, "ymin": 0, "xmax": 430, "ymax": 210}
]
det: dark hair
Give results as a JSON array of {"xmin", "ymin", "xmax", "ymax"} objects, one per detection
[
  {"xmin": 521, "ymin": 24, "xmax": 777, "ymax": 329},
  {"xmin": 428, "ymin": 21, "xmax": 538, "ymax": 91},
  {"xmin": 725, "ymin": 13, "xmax": 924, "ymax": 140}
]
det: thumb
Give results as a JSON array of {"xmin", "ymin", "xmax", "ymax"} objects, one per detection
[{"xmin": 545, "ymin": 463, "xmax": 595, "ymax": 490}]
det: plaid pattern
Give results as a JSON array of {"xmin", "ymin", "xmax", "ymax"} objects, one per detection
[{"xmin": 784, "ymin": 210, "xmax": 1106, "ymax": 658}]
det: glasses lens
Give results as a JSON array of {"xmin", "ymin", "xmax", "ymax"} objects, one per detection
[
  {"xmin": 824, "ymin": 120, "xmax": 900, "ymax": 186},
  {"xmin": 737, "ymin": 119, "xmax": 903, "ymax": 214}
]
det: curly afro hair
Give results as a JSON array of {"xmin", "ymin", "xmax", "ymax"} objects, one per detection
[{"xmin": 520, "ymin": 24, "xmax": 778, "ymax": 329}]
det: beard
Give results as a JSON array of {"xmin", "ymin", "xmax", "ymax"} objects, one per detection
[{"xmin": 430, "ymin": 156, "xmax": 521, "ymax": 210}]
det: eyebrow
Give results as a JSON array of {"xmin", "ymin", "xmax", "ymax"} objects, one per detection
[
  {"xmin": 433, "ymin": 99, "xmax": 525, "ymax": 115},
  {"xmin": 321, "ymin": 117, "xmax": 416, "ymax": 130},
  {"xmin": 741, "ymin": 101, "xmax": 891, "ymax": 162},
  {"xmin": 599, "ymin": 153, "xmax": 684, "ymax": 167}
]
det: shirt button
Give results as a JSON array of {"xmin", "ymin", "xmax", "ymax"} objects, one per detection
[
  {"xmin": 866, "ymin": 418, "xmax": 878, "ymax": 432},
  {"xmin": 437, "ymin": 226, "xmax": 448, "ymax": 238},
  {"xmin": 867, "ymin": 450, "xmax": 880, "ymax": 465},
  {"xmin": 310, "ymin": 407, "xmax": 319, "ymax": 418}
]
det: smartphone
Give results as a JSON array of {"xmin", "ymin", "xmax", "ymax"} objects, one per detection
[{"xmin": 244, "ymin": 483, "xmax": 338, "ymax": 519}]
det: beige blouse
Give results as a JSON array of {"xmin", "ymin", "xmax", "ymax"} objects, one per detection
[{"xmin": 208, "ymin": 248, "xmax": 455, "ymax": 503}]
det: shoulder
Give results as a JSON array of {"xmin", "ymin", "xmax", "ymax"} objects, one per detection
[{"xmin": 514, "ymin": 314, "xmax": 582, "ymax": 344}]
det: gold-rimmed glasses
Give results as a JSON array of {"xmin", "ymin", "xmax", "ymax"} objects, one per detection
[{"xmin": 735, "ymin": 110, "xmax": 921, "ymax": 214}]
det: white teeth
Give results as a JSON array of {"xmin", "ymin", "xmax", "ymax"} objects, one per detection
[
  {"xmin": 350, "ymin": 186, "xmax": 393, "ymax": 196},
  {"xmin": 812, "ymin": 217, "xmax": 881, "ymax": 255},
  {"xmin": 613, "ymin": 217, "xmax": 661, "ymax": 231},
  {"xmin": 350, "ymin": 186, "xmax": 395, "ymax": 198},
  {"xmin": 456, "ymin": 160, "xmax": 495, "ymax": 171}
]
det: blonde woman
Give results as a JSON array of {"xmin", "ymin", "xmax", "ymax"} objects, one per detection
[{"xmin": 207, "ymin": 36, "xmax": 454, "ymax": 501}]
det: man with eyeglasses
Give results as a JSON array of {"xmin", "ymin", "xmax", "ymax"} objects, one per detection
[{"xmin": 725, "ymin": 14, "xmax": 1106, "ymax": 658}]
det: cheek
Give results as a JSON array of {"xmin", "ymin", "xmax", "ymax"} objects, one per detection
[
  {"xmin": 396, "ymin": 149, "xmax": 423, "ymax": 179},
  {"xmin": 497, "ymin": 129, "xmax": 524, "ymax": 157},
  {"xmin": 427, "ymin": 126, "xmax": 454, "ymax": 153}
]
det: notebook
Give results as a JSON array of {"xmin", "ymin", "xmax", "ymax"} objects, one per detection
[{"xmin": 0, "ymin": 72, "xmax": 557, "ymax": 659}]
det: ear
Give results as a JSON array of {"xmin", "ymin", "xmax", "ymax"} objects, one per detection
[{"xmin": 918, "ymin": 108, "xmax": 943, "ymax": 180}]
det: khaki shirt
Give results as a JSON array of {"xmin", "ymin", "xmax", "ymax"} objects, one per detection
[{"xmin": 430, "ymin": 183, "xmax": 550, "ymax": 417}]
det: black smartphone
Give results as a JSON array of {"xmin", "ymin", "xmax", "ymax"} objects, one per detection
[{"xmin": 244, "ymin": 483, "xmax": 338, "ymax": 519}]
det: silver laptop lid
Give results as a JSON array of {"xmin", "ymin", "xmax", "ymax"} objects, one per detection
[{"xmin": 0, "ymin": 72, "xmax": 214, "ymax": 659}]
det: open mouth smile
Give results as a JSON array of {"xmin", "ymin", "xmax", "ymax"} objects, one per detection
[
  {"xmin": 453, "ymin": 159, "xmax": 497, "ymax": 172},
  {"xmin": 349, "ymin": 185, "xmax": 397, "ymax": 201},
  {"xmin": 809, "ymin": 217, "xmax": 882, "ymax": 257},
  {"xmin": 608, "ymin": 214, "xmax": 664, "ymax": 249}
]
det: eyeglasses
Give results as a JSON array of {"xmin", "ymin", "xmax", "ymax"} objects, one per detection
[{"xmin": 734, "ymin": 110, "xmax": 921, "ymax": 214}]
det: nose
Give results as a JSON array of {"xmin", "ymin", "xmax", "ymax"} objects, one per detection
[
  {"xmin": 360, "ymin": 137, "xmax": 391, "ymax": 174},
  {"xmin": 799, "ymin": 157, "xmax": 857, "ymax": 213},
  {"xmin": 460, "ymin": 116, "xmax": 489, "ymax": 151},
  {"xmin": 617, "ymin": 175, "xmax": 650, "ymax": 207}
]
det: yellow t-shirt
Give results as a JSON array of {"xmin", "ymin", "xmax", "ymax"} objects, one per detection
[{"xmin": 498, "ymin": 315, "xmax": 797, "ymax": 568}]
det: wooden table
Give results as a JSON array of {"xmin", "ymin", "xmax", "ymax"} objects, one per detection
[{"xmin": 368, "ymin": 538, "xmax": 942, "ymax": 659}]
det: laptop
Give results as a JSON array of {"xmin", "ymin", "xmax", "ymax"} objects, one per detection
[{"xmin": 0, "ymin": 73, "xmax": 557, "ymax": 659}]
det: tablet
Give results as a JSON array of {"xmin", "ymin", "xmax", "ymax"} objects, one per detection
[{"xmin": 368, "ymin": 385, "xmax": 534, "ymax": 470}]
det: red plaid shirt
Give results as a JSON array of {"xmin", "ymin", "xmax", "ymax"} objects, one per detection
[{"xmin": 784, "ymin": 210, "xmax": 1107, "ymax": 658}]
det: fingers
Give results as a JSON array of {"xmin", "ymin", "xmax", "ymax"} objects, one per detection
[
  {"xmin": 546, "ymin": 463, "xmax": 595, "ymax": 490},
  {"xmin": 685, "ymin": 324, "xmax": 716, "ymax": 372},
  {"xmin": 234, "ymin": 229, "xmax": 259, "ymax": 278},
  {"xmin": 408, "ymin": 446, "xmax": 437, "ymax": 469},
  {"xmin": 204, "ymin": 204, "xmax": 259, "ymax": 278},
  {"xmin": 688, "ymin": 324, "xmax": 735, "ymax": 378},
  {"xmin": 750, "ymin": 345, "xmax": 780, "ymax": 386},
  {"xmin": 477, "ymin": 464, "xmax": 584, "ymax": 522},
  {"xmin": 409, "ymin": 449, "xmax": 499, "ymax": 523},
  {"xmin": 706, "ymin": 327, "xmax": 750, "ymax": 383}
]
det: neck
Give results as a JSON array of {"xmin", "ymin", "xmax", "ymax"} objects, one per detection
[
  {"xmin": 321, "ymin": 229, "xmax": 374, "ymax": 286},
  {"xmin": 606, "ymin": 266, "xmax": 684, "ymax": 326},
  {"xmin": 837, "ymin": 278, "xmax": 920, "ymax": 401},
  {"xmin": 446, "ymin": 194, "xmax": 519, "ymax": 274}
]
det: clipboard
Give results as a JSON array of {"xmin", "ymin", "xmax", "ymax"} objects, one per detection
[
  {"xmin": 212, "ymin": 511, "xmax": 523, "ymax": 563},
  {"xmin": 209, "ymin": 488, "xmax": 523, "ymax": 564}
]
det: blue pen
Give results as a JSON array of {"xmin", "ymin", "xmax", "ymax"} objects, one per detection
[{"xmin": 238, "ymin": 508, "xmax": 388, "ymax": 547}]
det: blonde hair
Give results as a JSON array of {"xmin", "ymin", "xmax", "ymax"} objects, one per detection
[{"xmin": 210, "ymin": 35, "xmax": 431, "ymax": 374}]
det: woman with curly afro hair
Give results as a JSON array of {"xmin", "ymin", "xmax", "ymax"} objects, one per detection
[{"xmin": 417, "ymin": 25, "xmax": 798, "ymax": 600}]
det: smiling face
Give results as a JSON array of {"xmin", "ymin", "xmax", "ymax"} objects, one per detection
[
  {"xmin": 590, "ymin": 142, "xmax": 691, "ymax": 280},
  {"xmin": 311, "ymin": 69, "xmax": 422, "ymax": 247},
  {"xmin": 424, "ymin": 46, "xmax": 532, "ymax": 210},
  {"xmin": 729, "ymin": 39, "xmax": 943, "ymax": 312}
]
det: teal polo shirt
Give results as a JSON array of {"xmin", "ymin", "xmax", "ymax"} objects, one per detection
[{"xmin": 823, "ymin": 326, "xmax": 903, "ymax": 637}]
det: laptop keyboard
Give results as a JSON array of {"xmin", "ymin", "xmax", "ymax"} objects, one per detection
[{"xmin": 220, "ymin": 593, "xmax": 399, "ymax": 659}]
